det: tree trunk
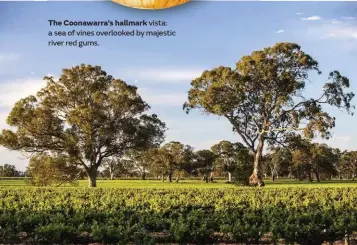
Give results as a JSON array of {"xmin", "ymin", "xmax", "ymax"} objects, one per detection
[
  {"xmin": 167, "ymin": 172, "xmax": 173, "ymax": 182},
  {"xmin": 314, "ymin": 170, "xmax": 320, "ymax": 182},
  {"xmin": 272, "ymin": 173, "xmax": 275, "ymax": 181},
  {"xmin": 227, "ymin": 172, "xmax": 232, "ymax": 182},
  {"xmin": 249, "ymin": 136, "xmax": 265, "ymax": 187},
  {"xmin": 142, "ymin": 172, "xmax": 146, "ymax": 180},
  {"xmin": 162, "ymin": 173, "xmax": 165, "ymax": 182},
  {"xmin": 87, "ymin": 168, "xmax": 97, "ymax": 187},
  {"xmin": 204, "ymin": 174, "xmax": 208, "ymax": 183},
  {"xmin": 209, "ymin": 172, "xmax": 214, "ymax": 182},
  {"xmin": 345, "ymin": 232, "xmax": 349, "ymax": 245},
  {"xmin": 308, "ymin": 171, "xmax": 312, "ymax": 182},
  {"xmin": 110, "ymin": 172, "xmax": 114, "ymax": 180}
]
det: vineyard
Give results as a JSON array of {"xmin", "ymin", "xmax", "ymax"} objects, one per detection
[{"xmin": 1, "ymin": 186, "xmax": 357, "ymax": 244}]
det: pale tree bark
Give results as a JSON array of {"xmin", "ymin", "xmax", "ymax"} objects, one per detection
[
  {"xmin": 270, "ymin": 166, "xmax": 277, "ymax": 181},
  {"xmin": 141, "ymin": 167, "xmax": 146, "ymax": 180},
  {"xmin": 108, "ymin": 164, "xmax": 114, "ymax": 180},
  {"xmin": 249, "ymin": 134, "xmax": 265, "ymax": 187},
  {"xmin": 110, "ymin": 172, "xmax": 114, "ymax": 180},
  {"xmin": 227, "ymin": 172, "xmax": 232, "ymax": 182}
]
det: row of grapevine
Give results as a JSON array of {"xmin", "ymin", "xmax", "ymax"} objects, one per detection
[{"xmin": 1, "ymin": 187, "xmax": 357, "ymax": 244}]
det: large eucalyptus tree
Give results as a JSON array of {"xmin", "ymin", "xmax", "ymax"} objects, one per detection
[
  {"xmin": 184, "ymin": 42, "xmax": 354, "ymax": 186},
  {"xmin": 0, "ymin": 64, "xmax": 166, "ymax": 187}
]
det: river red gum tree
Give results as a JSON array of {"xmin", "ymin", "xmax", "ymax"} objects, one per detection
[
  {"xmin": 184, "ymin": 42, "xmax": 354, "ymax": 186},
  {"xmin": 0, "ymin": 64, "xmax": 166, "ymax": 187}
]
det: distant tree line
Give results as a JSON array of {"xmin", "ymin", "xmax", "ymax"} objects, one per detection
[
  {"xmin": 96, "ymin": 140, "xmax": 252, "ymax": 184},
  {"xmin": 24, "ymin": 140, "xmax": 252, "ymax": 185},
  {"xmin": 262, "ymin": 135, "xmax": 357, "ymax": 182},
  {"xmin": 0, "ymin": 164, "xmax": 25, "ymax": 177},
  {"xmin": 3, "ymin": 135, "xmax": 357, "ymax": 186},
  {"xmin": 97, "ymin": 137, "xmax": 357, "ymax": 184}
]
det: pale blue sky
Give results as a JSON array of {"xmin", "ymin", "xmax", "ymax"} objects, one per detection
[{"xmin": 0, "ymin": 2, "xmax": 356, "ymax": 170}]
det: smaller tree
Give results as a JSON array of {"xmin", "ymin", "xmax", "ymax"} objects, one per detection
[
  {"xmin": 0, "ymin": 164, "xmax": 20, "ymax": 177},
  {"xmin": 288, "ymin": 135, "xmax": 336, "ymax": 182},
  {"xmin": 102, "ymin": 158, "xmax": 131, "ymax": 180},
  {"xmin": 265, "ymin": 147, "xmax": 292, "ymax": 180},
  {"xmin": 211, "ymin": 141, "xmax": 251, "ymax": 182},
  {"xmin": 147, "ymin": 147, "xmax": 173, "ymax": 182},
  {"xmin": 291, "ymin": 148, "xmax": 313, "ymax": 181},
  {"xmin": 27, "ymin": 154, "xmax": 82, "ymax": 186},
  {"xmin": 162, "ymin": 142, "xmax": 185, "ymax": 182},
  {"xmin": 162, "ymin": 142, "xmax": 196, "ymax": 182},
  {"xmin": 310, "ymin": 143, "xmax": 336, "ymax": 181},
  {"xmin": 211, "ymin": 141, "xmax": 236, "ymax": 182},
  {"xmin": 232, "ymin": 147, "xmax": 254, "ymax": 185},
  {"xmin": 177, "ymin": 145, "xmax": 196, "ymax": 178},
  {"xmin": 340, "ymin": 151, "xmax": 357, "ymax": 180},
  {"xmin": 195, "ymin": 150, "xmax": 216, "ymax": 183},
  {"xmin": 332, "ymin": 148, "xmax": 343, "ymax": 179},
  {"xmin": 124, "ymin": 149, "xmax": 152, "ymax": 180}
]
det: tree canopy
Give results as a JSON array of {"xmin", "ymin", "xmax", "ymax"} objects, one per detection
[
  {"xmin": 0, "ymin": 64, "xmax": 166, "ymax": 187},
  {"xmin": 184, "ymin": 42, "xmax": 354, "ymax": 186},
  {"xmin": 211, "ymin": 141, "xmax": 250, "ymax": 182}
]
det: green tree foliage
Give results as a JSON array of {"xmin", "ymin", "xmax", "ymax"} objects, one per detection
[
  {"xmin": 123, "ymin": 149, "xmax": 153, "ymax": 180},
  {"xmin": 101, "ymin": 158, "xmax": 135, "ymax": 180},
  {"xmin": 232, "ymin": 148, "xmax": 253, "ymax": 185},
  {"xmin": 162, "ymin": 142, "xmax": 185, "ymax": 182},
  {"xmin": 142, "ymin": 143, "xmax": 196, "ymax": 182},
  {"xmin": 195, "ymin": 150, "xmax": 216, "ymax": 182},
  {"xmin": 263, "ymin": 147, "xmax": 292, "ymax": 180},
  {"xmin": 0, "ymin": 164, "xmax": 20, "ymax": 177},
  {"xmin": 340, "ymin": 151, "xmax": 357, "ymax": 180},
  {"xmin": 146, "ymin": 147, "xmax": 173, "ymax": 182},
  {"xmin": 184, "ymin": 42, "xmax": 354, "ymax": 186},
  {"xmin": 309, "ymin": 143, "xmax": 337, "ymax": 181},
  {"xmin": 27, "ymin": 154, "xmax": 82, "ymax": 186},
  {"xmin": 0, "ymin": 64, "xmax": 166, "ymax": 187},
  {"xmin": 288, "ymin": 136, "xmax": 337, "ymax": 181},
  {"xmin": 211, "ymin": 141, "xmax": 251, "ymax": 182},
  {"xmin": 332, "ymin": 148, "xmax": 343, "ymax": 179},
  {"xmin": 162, "ymin": 141, "xmax": 196, "ymax": 182},
  {"xmin": 178, "ymin": 145, "xmax": 196, "ymax": 177}
]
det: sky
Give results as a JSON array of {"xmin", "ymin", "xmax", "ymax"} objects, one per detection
[{"xmin": 0, "ymin": 1, "xmax": 357, "ymax": 171}]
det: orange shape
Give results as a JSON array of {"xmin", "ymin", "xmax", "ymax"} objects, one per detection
[{"xmin": 112, "ymin": 0, "xmax": 190, "ymax": 9}]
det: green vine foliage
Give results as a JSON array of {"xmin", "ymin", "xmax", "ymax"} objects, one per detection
[{"xmin": 1, "ymin": 187, "xmax": 356, "ymax": 244}]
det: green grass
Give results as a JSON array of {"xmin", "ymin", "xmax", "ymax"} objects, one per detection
[
  {"xmin": 79, "ymin": 179, "xmax": 233, "ymax": 188},
  {"xmin": 2, "ymin": 178, "xmax": 357, "ymax": 188},
  {"xmin": 0, "ymin": 180, "xmax": 29, "ymax": 186}
]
